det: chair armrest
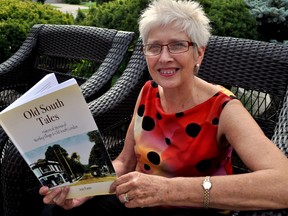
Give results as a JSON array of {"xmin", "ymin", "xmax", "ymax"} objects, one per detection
[
  {"xmin": 81, "ymin": 30, "xmax": 135, "ymax": 102},
  {"xmin": 88, "ymin": 38, "xmax": 149, "ymax": 158},
  {"xmin": 0, "ymin": 24, "xmax": 44, "ymax": 112},
  {"xmin": 0, "ymin": 24, "xmax": 43, "ymax": 89},
  {"xmin": 272, "ymin": 86, "xmax": 288, "ymax": 157}
]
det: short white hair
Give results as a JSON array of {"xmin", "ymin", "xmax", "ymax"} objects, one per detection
[{"xmin": 139, "ymin": 0, "xmax": 211, "ymax": 47}]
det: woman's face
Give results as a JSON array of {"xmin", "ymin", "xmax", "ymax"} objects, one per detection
[{"xmin": 145, "ymin": 23, "xmax": 205, "ymax": 90}]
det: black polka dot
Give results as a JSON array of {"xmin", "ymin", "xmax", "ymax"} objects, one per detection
[
  {"xmin": 222, "ymin": 101, "xmax": 229, "ymax": 109},
  {"xmin": 138, "ymin": 104, "xmax": 145, "ymax": 117},
  {"xmin": 147, "ymin": 151, "xmax": 160, "ymax": 165},
  {"xmin": 176, "ymin": 112, "xmax": 184, "ymax": 117},
  {"xmin": 185, "ymin": 123, "xmax": 201, "ymax": 137},
  {"xmin": 213, "ymin": 92, "xmax": 219, "ymax": 97},
  {"xmin": 142, "ymin": 116, "xmax": 155, "ymax": 131},
  {"xmin": 151, "ymin": 81, "xmax": 158, "ymax": 88},
  {"xmin": 212, "ymin": 117, "xmax": 219, "ymax": 125},
  {"xmin": 144, "ymin": 164, "xmax": 150, "ymax": 171},
  {"xmin": 156, "ymin": 112, "xmax": 162, "ymax": 120},
  {"xmin": 196, "ymin": 159, "xmax": 212, "ymax": 172},
  {"xmin": 165, "ymin": 137, "xmax": 171, "ymax": 145}
]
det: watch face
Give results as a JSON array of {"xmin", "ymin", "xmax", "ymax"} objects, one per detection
[{"xmin": 203, "ymin": 181, "xmax": 212, "ymax": 189}]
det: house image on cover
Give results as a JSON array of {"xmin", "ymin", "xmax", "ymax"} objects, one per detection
[{"xmin": 30, "ymin": 160, "xmax": 71, "ymax": 188}]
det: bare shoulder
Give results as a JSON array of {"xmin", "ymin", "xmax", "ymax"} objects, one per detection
[
  {"xmin": 218, "ymin": 98, "xmax": 268, "ymax": 154},
  {"xmin": 218, "ymin": 98, "xmax": 265, "ymax": 142},
  {"xmin": 218, "ymin": 99, "xmax": 287, "ymax": 171}
]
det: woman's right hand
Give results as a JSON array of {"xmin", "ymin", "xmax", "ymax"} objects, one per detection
[{"xmin": 39, "ymin": 186, "xmax": 92, "ymax": 210}]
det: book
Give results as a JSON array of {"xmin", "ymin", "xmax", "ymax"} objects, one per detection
[{"xmin": 0, "ymin": 73, "xmax": 116, "ymax": 199}]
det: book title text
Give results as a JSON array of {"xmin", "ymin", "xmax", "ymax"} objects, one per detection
[{"xmin": 23, "ymin": 99, "xmax": 64, "ymax": 125}]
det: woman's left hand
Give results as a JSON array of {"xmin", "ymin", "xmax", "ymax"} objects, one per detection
[{"xmin": 110, "ymin": 171, "xmax": 170, "ymax": 208}]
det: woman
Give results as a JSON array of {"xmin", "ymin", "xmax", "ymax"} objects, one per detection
[{"xmin": 40, "ymin": 0, "xmax": 288, "ymax": 215}]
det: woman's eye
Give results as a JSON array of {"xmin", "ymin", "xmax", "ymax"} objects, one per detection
[{"xmin": 148, "ymin": 45, "xmax": 160, "ymax": 50}]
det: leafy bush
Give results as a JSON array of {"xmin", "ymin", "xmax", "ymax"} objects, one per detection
[
  {"xmin": 75, "ymin": 0, "xmax": 260, "ymax": 42},
  {"xmin": 0, "ymin": 0, "xmax": 74, "ymax": 63},
  {"xmin": 199, "ymin": 0, "xmax": 260, "ymax": 40},
  {"xmin": 245, "ymin": 0, "xmax": 288, "ymax": 43},
  {"xmin": 75, "ymin": 0, "xmax": 149, "ymax": 40}
]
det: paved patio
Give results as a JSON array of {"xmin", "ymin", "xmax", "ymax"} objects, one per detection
[{"xmin": 45, "ymin": 1, "xmax": 88, "ymax": 17}]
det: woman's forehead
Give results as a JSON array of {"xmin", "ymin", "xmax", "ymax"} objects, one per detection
[{"xmin": 147, "ymin": 24, "xmax": 189, "ymax": 42}]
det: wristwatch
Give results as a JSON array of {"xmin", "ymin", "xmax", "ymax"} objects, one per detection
[{"xmin": 202, "ymin": 176, "xmax": 212, "ymax": 209}]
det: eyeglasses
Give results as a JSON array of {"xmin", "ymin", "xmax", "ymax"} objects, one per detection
[{"xmin": 142, "ymin": 41, "xmax": 194, "ymax": 56}]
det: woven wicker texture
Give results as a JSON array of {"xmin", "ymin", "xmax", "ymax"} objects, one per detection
[
  {"xmin": 0, "ymin": 24, "xmax": 134, "ymax": 111},
  {"xmin": 272, "ymin": 88, "xmax": 288, "ymax": 157},
  {"xmin": 199, "ymin": 36, "xmax": 288, "ymax": 216},
  {"xmin": 199, "ymin": 36, "xmax": 288, "ymax": 173},
  {"xmin": 199, "ymin": 36, "xmax": 288, "ymax": 139},
  {"xmin": 1, "ymin": 35, "xmax": 288, "ymax": 216},
  {"xmin": 89, "ymin": 37, "xmax": 149, "ymax": 160},
  {"xmin": 0, "ymin": 24, "xmax": 135, "ymax": 216}
]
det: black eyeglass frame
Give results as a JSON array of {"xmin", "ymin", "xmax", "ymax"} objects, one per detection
[{"xmin": 141, "ymin": 41, "xmax": 195, "ymax": 56}]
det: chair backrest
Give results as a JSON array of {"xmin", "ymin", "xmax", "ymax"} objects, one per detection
[
  {"xmin": 0, "ymin": 24, "xmax": 134, "ymax": 112},
  {"xmin": 88, "ymin": 37, "xmax": 149, "ymax": 159},
  {"xmin": 34, "ymin": 24, "xmax": 135, "ymax": 102},
  {"xmin": 0, "ymin": 24, "xmax": 134, "ymax": 215},
  {"xmin": 198, "ymin": 36, "xmax": 288, "ymax": 173},
  {"xmin": 198, "ymin": 36, "xmax": 288, "ymax": 139}
]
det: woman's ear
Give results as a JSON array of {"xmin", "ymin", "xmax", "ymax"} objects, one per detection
[{"xmin": 197, "ymin": 46, "xmax": 206, "ymax": 64}]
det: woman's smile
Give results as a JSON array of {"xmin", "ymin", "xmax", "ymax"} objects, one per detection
[{"xmin": 158, "ymin": 68, "xmax": 179, "ymax": 77}]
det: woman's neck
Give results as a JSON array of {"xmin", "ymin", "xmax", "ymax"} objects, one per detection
[{"xmin": 158, "ymin": 77, "xmax": 218, "ymax": 113}]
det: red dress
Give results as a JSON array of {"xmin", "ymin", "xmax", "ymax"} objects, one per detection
[{"xmin": 134, "ymin": 80, "xmax": 236, "ymax": 177}]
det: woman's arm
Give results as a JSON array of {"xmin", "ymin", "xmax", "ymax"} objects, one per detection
[
  {"xmin": 112, "ymin": 117, "xmax": 137, "ymax": 177},
  {"xmin": 111, "ymin": 99, "xmax": 288, "ymax": 210}
]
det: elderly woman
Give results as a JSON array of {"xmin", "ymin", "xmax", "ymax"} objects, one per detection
[{"xmin": 40, "ymin": 0, "xmax": 288, "ymax": 215}]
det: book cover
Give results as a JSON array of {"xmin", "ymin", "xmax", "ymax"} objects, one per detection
[{"xmin": 0, "ymin": 73, "xmax": 116, "ymax": 199}]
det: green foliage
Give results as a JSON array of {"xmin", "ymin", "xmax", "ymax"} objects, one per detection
[
  {"xmin": 71, "ymin": 60, "xmax": 100, "ymax": 78},
  {"xmin": 74, "ymin": 0, "xmax": 148, "ymax": 80},
  {"xmin": 75, "ymin": 0, "xmax": 150, "ymax": 40},
  {"xmin": 0, "ymin": 21, "xmax": 28, "ymax": 63},
  {"xmin": 0, "ymin": 0, "xmax": 74, "ymax": 63},
  {"xmin": 75, "ymin": 8, "xmax": 86, "ymax": 23},
  {"xmin": 76, "ymin": 0, "xmax": 259, "ymax": 41},
  {"xmin": 245, "ymin": 0, "xmax": 288, "ymax": 43},
  {"xmin": 198, "ymin": 0, "xmax": 260, "ymax": 40}
]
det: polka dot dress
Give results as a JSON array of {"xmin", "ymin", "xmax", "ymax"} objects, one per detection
[{"xmin": 134, "ymin": 80, "xmax": 236, "ymax": 177}]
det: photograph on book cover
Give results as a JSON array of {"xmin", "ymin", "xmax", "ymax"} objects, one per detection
[{"xmin": 25, "ymin": 129, "xmax": 115, "ymax": 190}]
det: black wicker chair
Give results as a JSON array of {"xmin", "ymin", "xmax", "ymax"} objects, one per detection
[
  {"xmin": 0, "ymin": 24, "xmax": 135, "ymax": 216},
  {"xmin": 1, "ymin": 35, "xmax": 288, "ymax": 216},
  {"xmin": 198, "ymin": 36, "xmax": 288, "ymax": 174},
  {"xmin": 0, "ymin": 24, "xmax": 135, "ymax": 106},
  {"xmin": 198, "ymin": 36, "xmax": 288, "ymax": 216},
  {"xmin": 272, "ymin": 87, "xmax": 288, "ymax": 157}
]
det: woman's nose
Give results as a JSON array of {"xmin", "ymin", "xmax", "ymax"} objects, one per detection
[{"xmin": 159, "ymin": 46, "xmax": 173, "ymax": 62}]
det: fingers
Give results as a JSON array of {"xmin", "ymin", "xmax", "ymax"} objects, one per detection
[
  {"xmin": 42, "ymin": 186, "xmax": 69, "ymax": 206},
  {"xmin": 52, "ymin": 187, "xmax": 70, "ymax": 206},
  {"xmin": 39, "ymin": 186, "xmax": 50, "ymax": 196}
]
